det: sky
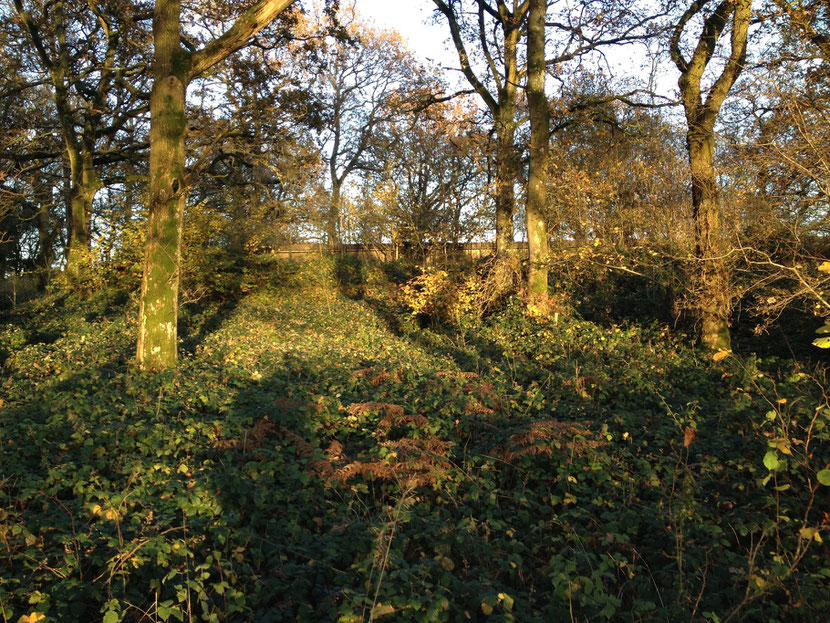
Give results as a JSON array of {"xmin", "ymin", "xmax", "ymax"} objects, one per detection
[
  {"xmin": 351, "ymin": 0, "xmax": 678, "ymax": 102},
  {"xmin": 352, "ymin": 0, "xmax": 459, "ymax": 69}
]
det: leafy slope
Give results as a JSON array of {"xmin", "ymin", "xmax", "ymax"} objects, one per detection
[{"xmin": 1, "ymin": 262, "xmax": 828, "ymax": 622}]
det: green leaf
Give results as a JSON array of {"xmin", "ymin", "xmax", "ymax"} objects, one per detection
[
  {"xmin": 816, "ymin": 323, "xmax": 830, "ymax": 334},
  {"xmin": 103, "ymin": 611, "xmax": 120, "ymax": 623},
  {"xmin": 763, "ymin": 451, "xmax": 780, "ymax": 471},
  {"xmin": 817, "ymin": 469, "xmax": 830, "ymax": 486}
]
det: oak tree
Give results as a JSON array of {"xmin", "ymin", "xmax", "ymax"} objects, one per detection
[
  {"xmin": 670, "ymin": 0, "xmax": 752, "ymax": 351},
  {"xmin": 136, "ymin": 0, "xmax": 298, "ymax": 371}
]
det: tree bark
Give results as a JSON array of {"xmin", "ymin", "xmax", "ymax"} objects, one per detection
[
  {"xmin": 494, "ymin": 104, "xmax": 518, "ymax": 256},
  {"xmin": 494, "ymin": 18, "xmax": 522, "ymax": 256},
  {"xmin": 136, "ymin": 0, "xmax": 188, "ymax": 371},
  {"xmin": 328, "ymin": 179, "xmax": 341, "ymax": 247},
  {"xmin": 35, "ymin": 185, "xmax": 57, "ymax": 290},
  {"xmin": 687, "ymin": 120, "xmax": 731, "ymax": 350},
  {"xmin": 526, "ymin": 0, "xmax": 549, "ymax": 298},
  {"xmin": 65, "ymin": 144, "xmax": 100, "ymax": 279}
]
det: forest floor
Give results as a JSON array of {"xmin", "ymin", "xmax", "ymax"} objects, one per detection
[{"xmin": 1, "ymin": 257, "xmax": 828, "ymax": 622}]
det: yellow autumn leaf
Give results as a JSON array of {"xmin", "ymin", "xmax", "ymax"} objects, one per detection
[
  {"xmin": 18, "ymin": 614, "xmax": 46, "ymax": 623},
  {"xmin": 818, "ymin": 261, "xmax": 830, "ymax": 273},
  {"xmin": 103, "ymin": 508, "xmax": 120, "ymax": 521},
  {"xmin": 370, "ymin": 603, "xmax": 396, "ymax": 618},
  {"xmin": 799, "ymin": 527, "xmax": 823, "ymax": 543},
  {"xmin": 773, "ymin": 438, "xmax": 792, "ymax": 455},
  {"xmin": 712, "ymin": 350, "xmax": 731, "ymax": 362}
]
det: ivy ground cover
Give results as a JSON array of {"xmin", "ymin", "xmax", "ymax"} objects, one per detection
[{"xmin": 1, "ymin": 258, "xmax": 828, "ymax": 622}]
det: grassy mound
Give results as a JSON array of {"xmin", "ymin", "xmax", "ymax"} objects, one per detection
[{"xmin": 1, "ymin": 257, "xmax": 828, "ymax": 622}]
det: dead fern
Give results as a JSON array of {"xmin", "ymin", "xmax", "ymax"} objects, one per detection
[
  {"xmin": 330, "ymin": 435, "xmax": 454, "ymax": 487},
  {"xmin": 465, "ymin": 398, "xmax": 495, "ymax": 415},
  {"xmin": 214, "ymin": 416, "xmax": 279, "ymax": 452},
  {"xmin": 377, "ymin": 413, "xmax": 429, "ymax": 435},
  {"xmin": 353, "ymin": 367, "xmax": 402, "ymax": 386},
  {"xmin": 347, "ymin": 402, "xmax": 405, "ymax": 418},
  {"xmin": 497, "ymin": 419, "xmax": 606, "ymax": 463}
]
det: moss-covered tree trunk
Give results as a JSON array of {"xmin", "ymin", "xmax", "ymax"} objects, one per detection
[
  {"xmin": 687, "ymin": 119, "xmax": 731, "ymax": 351},
  {"xmin": 136, "ymin": 0, "xmax": 188, "ymax": 371},
  {"xmin": 65, "ymin": 145, "xmax": 100, "ymax": 279},
  {"xmin": 494, "ymin": 23, "xmax": 521, "ymax": 257},
  {"xmin": 526, "ymin": 0, "xmax": 549, "ymax": 298},
  {"xmin": 671, "ymin": 0, "xmax": 751, "ymax": 352}
]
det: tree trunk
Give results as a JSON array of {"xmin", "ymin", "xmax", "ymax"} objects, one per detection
[
  {"xmin": 687, "ymin": 122, "xmax": 731, "ymax": 351},
  {"xmin": 432, "ymin": 0, "xmax": 524, "ymax": 258},
  {"xmin": 526, "ymin": 0, "xmax": 549, "ymax": 299},
  {"xmin": 136, "ymin": 0, "xmax": 188, "ymax": 371},
  {"xmin": 65, "ymin": 147, "xmax": 100, "ymax": 279},
  {"xmin": 328, "ymin": 180, "xmax": 341, "ymax": 248},
  {"xmin": 494, "ymin": 22, "xmax": 521, "ymax": 257},
  {"xmin": 35, "ymin": 190, "xmax": 57, "ymax": 291},
  {"xmin": 494, "ymin": 117, "xmax": 517, "ymax": 257}
]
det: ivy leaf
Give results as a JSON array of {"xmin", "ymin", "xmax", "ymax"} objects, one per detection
[{"xmin": 103, "ymin": 612, "xmax": 120, "ymax": 623}]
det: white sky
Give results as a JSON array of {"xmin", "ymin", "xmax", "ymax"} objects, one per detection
[
  {"xmin": 351, "ymin": 0, "xmax": 678, "ymax": 101},
  {"xmin": 352, "ymin": 0, "xmax": 459, "ymax": 69}
]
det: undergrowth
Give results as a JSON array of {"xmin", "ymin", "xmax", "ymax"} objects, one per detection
[{"xmin": 0, "ymin": 256, "xmax": 828, "ymax": 622}]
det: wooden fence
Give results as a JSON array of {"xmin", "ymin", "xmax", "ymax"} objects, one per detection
[{"xmin": 267, "ymin": 242, "xmax": 529, "ymax": 263}]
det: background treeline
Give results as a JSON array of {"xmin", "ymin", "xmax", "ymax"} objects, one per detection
[{"xmin": 0, "ymin": 0, "xmax": 829, "ymax": 361}]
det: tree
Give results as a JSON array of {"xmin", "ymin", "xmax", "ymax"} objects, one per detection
[
  {"xmin": 9, "ymin": 0, "xmax": 150, "ymax": 279},
  {"xmin": 434, "ymin": 1, "xmax": 661, "ymax": 258},
  {"xmin": 713, "ymin": 1, "xmax": 830, "ymax": 335},
  {"xmin": 0, "ymin": 27, "xmax": 65, "ymax": 289},
  {"xmin": 433, "ymin": 0, "xmax": 529, "ymax": 256},
  {"xmin": 526, "ymin": 0, "xmax": 549, "ymax": 297},
  {"xmin": 773, "ymin": 0, "xmax": 829, "ymax": 62},
  {"xmin": 185, "ymin": 39, "xmax": 324, "ymax": 255},
  {"xmin": 670, "ymin": 0, "xmax": 752, "ymax": 351},
  {"xmin": 304, "ymin": 5, "xmax": 427, "ymax": 245},
  {"xmin": 358, "ymin": 96, "xmax": 491, "ymax": 258},
  {"xmin": 542, "ymin": 75, "xmax": 689, "ymax": 247},
  {"xmin": 136, "ymin": 0, "xmax": 298, "ymax": 371}
]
